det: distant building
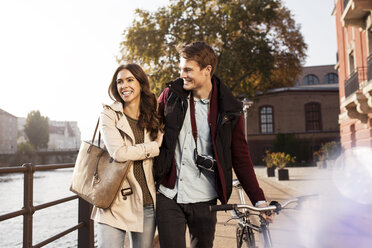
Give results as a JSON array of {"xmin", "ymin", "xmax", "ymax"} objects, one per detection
[
  {"xmin": 295, "ymin": 65, "xmax": 339, "ymax": 86},
  {"xmin": 244, "ymin": 65, "xmax": 340, "ymax": 164},
  {"xmin": 0, "ymin": 108, "xmax": 17, "ymax": 154},
  {"xmin": 17, "ymin": 117, "xmax": 26, "ymax": 144},
  {"xmin": 17, "ymin": 118, "xmax": 81, "ymax": 150},
  {"xmin": 333, "ymin": 0, "xmax": 372, "ymax": 149},
  {"xmin": 48, "ymin": 120, "xmax": 81, "ymax": 149}
]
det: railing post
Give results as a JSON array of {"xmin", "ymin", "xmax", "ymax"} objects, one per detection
[
  {"xmin": 78, "ymin": 198, "xmax": 94, "ymax": 248},
  {"xmin": 23, "ymin": 163, "xmax": 35, "ymax": 248}
]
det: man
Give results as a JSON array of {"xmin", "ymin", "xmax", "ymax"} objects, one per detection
[{"xmin": 154, "ymin": 41, "xmax": 271, "ymax": 248}]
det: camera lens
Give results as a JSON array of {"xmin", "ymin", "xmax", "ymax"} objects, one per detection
[{"xmin": 203, "ymin": 159, "xmax": 214, "ymax": 169}]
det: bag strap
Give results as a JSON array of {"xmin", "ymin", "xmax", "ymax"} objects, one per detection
[
  {"xmin": 91, "ymin": 110, "xmax": 122, "ymax": 148},
  {"xmin": 91, "ymin": 118, "xmax": 100, "ymax": 146}
]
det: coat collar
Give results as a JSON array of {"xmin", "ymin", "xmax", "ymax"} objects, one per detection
[
  {"xmin": 166, "ymin": 78, "xmax": 189, "ymax": 99},
  {"xmin": 106, "ymin": 101, "xmax": 124, "ymax": 112},
  {"xmin": 213, "ymin": 75, "xmax": 242, "ymax": 115},
  {"xmin": 103, "ymin": 101, "xmax": 138, "ymax": 143},
  {"xmin": 167, "ymin": 76, "xmax": 242, "ymax": 115}
]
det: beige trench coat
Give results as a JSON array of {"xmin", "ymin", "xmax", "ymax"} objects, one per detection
[{"xmin": 91, "ymin": 101, "xmax": 159, "ymax": 232}]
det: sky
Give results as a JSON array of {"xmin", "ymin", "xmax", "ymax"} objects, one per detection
[{"xmin": 0, "ymin": 0, "xmax": 337, "ymax": 141}]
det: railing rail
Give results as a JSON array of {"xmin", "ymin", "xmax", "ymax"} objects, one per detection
[
  {"xmin": 344, "ymin": 67, "xmax": 367, "ymax": 98},
  {"xmin": 0, "ymin": 163, "xmax": 94, "ymax": 248},
  {"xmin": 367, "ymin": 53, "xmax": 372, "ymax": 82},
  {"xmin": 345, "ymin": 70, "xmax": 359, "ymax": 98},
  {"xmin": 343, "ymin": 0, "xmax": 350, "ymax": 10}
]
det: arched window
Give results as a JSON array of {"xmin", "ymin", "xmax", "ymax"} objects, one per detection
[
  {"xmin": 260, "ymin": 106, "xmax": 274, "ymax": 134},
  {"xmin": 303, "ymin": 74, "xmax": 319, "ymax": 85},
  {"xmin": 323, "ymin": 73, "xmax": 338, "ymax": 84},
  {"xmin": 305, "ymin": 102, "xmax": 322, "ymax": 131}
]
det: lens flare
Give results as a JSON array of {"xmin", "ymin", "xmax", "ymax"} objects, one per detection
[
  {"xmin": 294, "ymin": 147, "xmax": 372, "ymax": 247},
  {"xmin": 332, "ymin": 146, "xmax": 372, "ymax": 205}
]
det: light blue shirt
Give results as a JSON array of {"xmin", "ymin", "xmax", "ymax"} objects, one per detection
[{"xmin": 159, "ymin": 97, "xmax": 218, "ymax": 203}]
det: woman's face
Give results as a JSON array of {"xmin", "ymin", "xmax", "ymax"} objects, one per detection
[{"xmin": 116, "ymin": 69, "xmax": 141, "ymax": 105}]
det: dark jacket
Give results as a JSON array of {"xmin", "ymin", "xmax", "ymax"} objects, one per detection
[{"xmin": 154, "ymin": 75, "xmax": 265, "ymax": 205}]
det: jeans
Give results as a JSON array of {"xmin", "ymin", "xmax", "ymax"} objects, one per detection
[
  {"xmin": 156, "ymin": 193, "xmax": 217, "ymax": 248},
  {"xmin": 97, "ymin": 205, "xmax": 155, "ymax": 248}
]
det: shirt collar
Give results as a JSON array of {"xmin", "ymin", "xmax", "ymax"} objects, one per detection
[{"xmin": 187, "ymin": 95, "xmax": 210, "ymax": 104}]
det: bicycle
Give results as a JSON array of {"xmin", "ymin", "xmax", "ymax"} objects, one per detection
[{"xmin": 210, "ymin": 179, "xmax": 316, "ymax": 248}]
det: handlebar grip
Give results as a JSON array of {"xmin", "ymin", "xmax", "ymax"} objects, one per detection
[
  {"xmin": 269, "ymin": 200, "xmax": 282, "ymax": 214},
  {"xmin": 209, "ymin": 204, "xmax": 236, "ymax": 212}
]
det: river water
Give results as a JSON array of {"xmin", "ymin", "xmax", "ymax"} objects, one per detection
[{"xmin": 0, "ymin": 168, "xmax": 96, "ymax": 248}]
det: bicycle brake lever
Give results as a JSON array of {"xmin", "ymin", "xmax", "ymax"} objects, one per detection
[{"xmin": 224, "ymin": 217, "xmax": 239, "ymax": 226}]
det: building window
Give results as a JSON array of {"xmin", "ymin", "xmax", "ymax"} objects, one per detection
[
  {"xmin": 368, "ymin": 28, "xmax": 372, "ymax": 56},
  {"xmin": 323, "ymin": 73, "xmax": 338, "ymax": 84},
  {"xmin": 349, "ymin": 51, "xmax": 355, "ymax": 75},
  {"xmin": 303, "ymin": 74, "xmax": 319, "ymax": 85},
  {"xmin": 260, "ymin": 106, "xmax": 274, "ymax": 134},
  {"xmin": 305, "ymin": 102, "xmax": 322, "ymax": 131}
]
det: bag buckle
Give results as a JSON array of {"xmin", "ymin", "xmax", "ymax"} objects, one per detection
[{"xmin": 121, "ymin": 187, "xmax": 133, "ymax": 200}]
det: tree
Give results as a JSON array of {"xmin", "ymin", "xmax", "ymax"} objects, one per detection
[
  {"xmin": 118, "ymin": 0, "xmax": 307, "ymax": 97},
  {"xmin": 13, "ymin": 142, "xmax": 36, "ymax": 165},
  {"xmin": 24, "ymin": 110, "xmax": 49, "ymax": 150}
]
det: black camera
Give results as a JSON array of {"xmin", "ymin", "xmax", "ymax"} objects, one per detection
[{"xmin": 194, "ymin": 149, "xmax": 216, "ymax": 173}]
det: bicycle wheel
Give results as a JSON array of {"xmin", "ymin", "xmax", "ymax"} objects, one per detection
[{"xmin": 236, "ymin": 225, "xmax": 256, "ymax": 248}]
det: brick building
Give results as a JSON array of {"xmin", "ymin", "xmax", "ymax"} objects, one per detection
[
  {"xmin": 295, "ymin": 65, "xmax": 339, "ymax": 86},
  {"xmin": 0, "ymin": 108, "xmax": 18, "ymax": 154},
  {"xmin": 333, "ymin": 0, "xmax": 372, "ymax": 149},
  {"xmin": 244, "ymin": 66, "xmax": 340, "ymax": 164}
]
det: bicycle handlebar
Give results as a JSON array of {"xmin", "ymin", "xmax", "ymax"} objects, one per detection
[
  {"xmin": 209, "ymin": 194, "xmax": 317, "ymax": 213},
  {"xmin": 209, "ymin": 204, "xmax": 237, "ymax": 212},
  {"xmin": 209, "ymin": 203, "xmax": 277, "ymax": 212}
]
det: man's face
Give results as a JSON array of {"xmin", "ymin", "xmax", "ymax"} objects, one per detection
[{"xmin": 179, "ymin": 58, "xmax": 211, "ymax": 91}]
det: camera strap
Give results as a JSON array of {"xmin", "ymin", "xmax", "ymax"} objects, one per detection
[
  {"xmin": 189, "ymin": 93, "xmax": 215, "ymax": 175},
  {"xmin": 189, "ymin": 92, "xmax": 198, "ymax": 150},
  {"xmin": 190, "ymin": 93, "xmax": 202, "ymax": 175}
]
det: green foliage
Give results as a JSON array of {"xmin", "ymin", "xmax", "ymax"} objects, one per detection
[
  {"xmin": 24, "ymin": 110, "xmax": 49, "ymax": 150},
  {"xmin": 13, "ymin": 142, "xmax": 36, "ymax": 165},
  {"xmin": 263, "ymin": 150, "xmax": 274, "ymax": 168},
  {"xmin": 272, "ymin": 133, "xmax": 310, "ymax": 162},
  {"xmin": 17, "ymin": 142, "xmax": 36, "ymax": 155},
  {"xmin": 319, "ymin": 141, "xmax": 341, "ymax": 160},
  {"xmin": 263, "ymin": 151, "xmax": 295, "ymax": 169},
  {"xmin": 119, "ymin": 0, "xmax": 307, "ymax": 97},
  {"xmin": 272, "ymin": 133, "xmax": 297, "ymax": 156}
]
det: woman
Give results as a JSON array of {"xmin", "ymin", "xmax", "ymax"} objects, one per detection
[{"xmin": 91, "ymin": 64, "xmax": 163, "ymax": 248}]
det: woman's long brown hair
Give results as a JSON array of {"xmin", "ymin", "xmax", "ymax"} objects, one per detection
[{"xmin": 108, "ymin": 64, "xmax": 161, "ymax": 140}]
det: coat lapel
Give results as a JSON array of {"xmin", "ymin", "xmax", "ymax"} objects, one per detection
[
  {"xmin": 107, "ymin": 101, "xmax": 136, "ymax": 144},
  {"xmin": 116, "ymin": 115, "xmax": 135, "ymax": 144}
]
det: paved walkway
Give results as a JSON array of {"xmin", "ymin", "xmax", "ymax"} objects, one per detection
[
  {"xmin": 212, "ymin": 166, "xmax": 372, "ymax": 248},
  {"xmin": 151, "ymin": 166, "xmax": 372, "ymax": 247}
]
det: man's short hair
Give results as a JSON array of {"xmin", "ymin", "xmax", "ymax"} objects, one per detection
[{"xmin": 176, "ymin": 41, "xmax": 217, "ymax": 76}]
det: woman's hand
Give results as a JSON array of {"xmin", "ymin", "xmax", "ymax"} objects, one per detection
[{"xmin": 155, "ymin": 130, "xmax": 164, "ymax": 147}]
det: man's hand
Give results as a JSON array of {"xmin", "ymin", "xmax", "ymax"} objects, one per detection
[
  {"xmin": 257, "ymin": 203, "xmax": 274, "ymax": 223},
  {"xmin": 155, "ymin": 130, "xmax": 164, "ymax": 147}
]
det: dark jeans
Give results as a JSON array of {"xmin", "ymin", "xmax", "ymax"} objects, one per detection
[{"xmin": 156, "ymin": 192, "xmax": 217, "ymax": 248}]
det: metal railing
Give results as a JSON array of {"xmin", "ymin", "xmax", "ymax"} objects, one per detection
[
  {"xmin": 345, "ymin": 70, "xmax": 359, "ymax": 98},
  {"xmin": 344, "ymin": 67, "xmax": 367, "ymax": 98},
  {"xmin": 343, "ymin": 0, "xmax": 350, "ymax": 11},
  {"xmin": 0, "ymin": 163, "xmax": 94, "ymax": 248},
  {"xmin": 367, "ymin": 54, "xmax": 372, "ymax": 82}
]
